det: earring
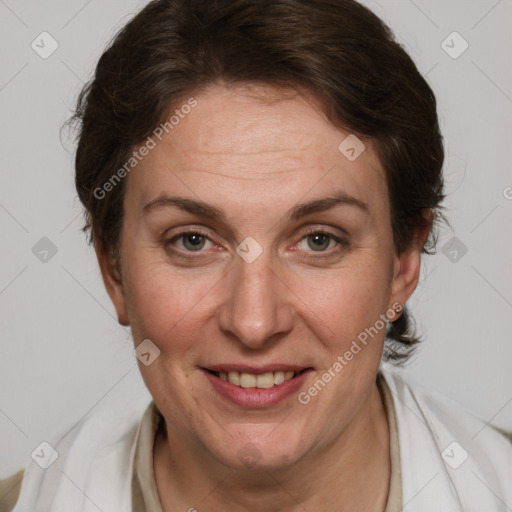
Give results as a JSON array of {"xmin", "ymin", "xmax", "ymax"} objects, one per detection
[
  {"xmin": 387, "ymin": 302, "xmax": 404, "ymax": 322},
  {"xmin": 393, "ymin": 302, "xmax": 404, "ymax": 321}
]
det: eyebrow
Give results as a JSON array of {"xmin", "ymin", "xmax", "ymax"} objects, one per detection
[{"xmin": 142, "ymin": 191, "xmax": 369, "ymax": 222}]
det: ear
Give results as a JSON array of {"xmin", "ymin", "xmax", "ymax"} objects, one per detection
[
  {"xmin": 388, "ymin": 213, "xmax": 432, "ymax": 320},
  {"xmin": 95, "ymin": 243, "xmax": 130, "ymax": 326}
]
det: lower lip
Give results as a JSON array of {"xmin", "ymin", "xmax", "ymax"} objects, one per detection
[{"xmin": 201, "ymin": 369, "xmax": 313, "ymax": 408}]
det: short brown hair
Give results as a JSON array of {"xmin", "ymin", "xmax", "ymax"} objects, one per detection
[{"xmin": 69, "ymin": 0, "xmax": 446, "ymax": 363}]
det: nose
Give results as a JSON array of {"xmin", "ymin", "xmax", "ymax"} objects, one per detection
[{"xmin": 217, "ymin": 249, "xmax": 294, "ymax": 350}]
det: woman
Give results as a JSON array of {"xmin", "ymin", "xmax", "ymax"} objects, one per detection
[{"xmin": 2, "ymin": 0, "xmax": 511, "ymax": 511}]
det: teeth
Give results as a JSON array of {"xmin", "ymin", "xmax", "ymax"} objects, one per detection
[
  {"xmin": 218, "ymin": 370, "xmax": 300, "ymax": 388},
  {"xmin": 240, "ymin": 373, "xmax": 256, "ymax": 388},
  {"xmin": 255, "ymin": 372, "xmax": 274, "ymax": 389},
  {"xmin": 274, "ymin": 371, "xmax": 285, "ymax": 385},
  {"xmin": 227, "ymin": 371, "xmax": 240, "ymax": 386}
]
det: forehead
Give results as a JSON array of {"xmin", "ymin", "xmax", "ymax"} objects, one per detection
[{"xmin": 126, "ymin": 84, "xmax": 388, "ymax": 217}]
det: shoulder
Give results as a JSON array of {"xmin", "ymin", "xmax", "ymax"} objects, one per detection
[
  {"xmin": 380, "ymin": 366, "xmax": 512, "ymax": 508},
  {"xmin": 381, "ymin": 366, "xmax": 512, "ymax": 451},
  {"xmin": 0, "ymin": 469, "xmax": 24, "ymax": 512},
  {"xmin": 11, "ymin": 394, "xmax": 152, "ymax": 511}
]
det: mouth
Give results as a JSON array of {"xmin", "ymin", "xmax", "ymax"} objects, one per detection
[
  {"xmin": 202, "ymin": 368, "xmax": 312, "ymax": 389},
  {"xmin": 200, "ymin": 365, "xmax": 314, "ymax": 407}
]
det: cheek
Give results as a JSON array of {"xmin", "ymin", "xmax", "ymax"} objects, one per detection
[
  {"xmin": 300, "ymin": 258, "xmax": 391, "ymax": 325},
  {"xmin": 123, "ymin": 261, "xmax": 212, "ymax": 351},
  {"xmin": 295, "ymin": 263, "xmax": 393, "ymax": 371}
]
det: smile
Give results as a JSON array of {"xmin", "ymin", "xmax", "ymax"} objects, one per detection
[
  {"xmin": 206, "ymin": 369, "xmax": 309, "ymax": 389},
  {"xmin": 200, "ymin": 366, "xmax": 314, "ymax": 407}
]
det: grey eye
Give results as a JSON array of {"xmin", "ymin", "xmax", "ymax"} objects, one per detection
[
  {"xmin": 182, "ymin": 233, "xmax": 207, "ymax": 251},
  {"xmin": 306, "ymin": 233, "xmax": 333, "ymax": 251}
]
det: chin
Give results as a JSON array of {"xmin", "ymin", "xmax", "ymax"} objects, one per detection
[{"xmin": 207, "ymin": 429, "xmax": 308, "ymax": 471}]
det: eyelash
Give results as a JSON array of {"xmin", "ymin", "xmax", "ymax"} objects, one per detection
[{"xmin": 164, "ymin": 227, "xmax": 349, "ymax": 259}]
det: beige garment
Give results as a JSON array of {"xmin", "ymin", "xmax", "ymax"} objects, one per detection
[
  {"xmin": 379, "ymin": 371, "xmax": 403, "ymax": 512},
  {"xmin": 132, "ymin": 372, "xmax": 403, "ymax": 511},
  {"xmin": 0, "ymin": 470, "xmax": 24, "ymax": 512},
  {"xmin": 132, "ymin": 401, "xmax": 166, "ymax": 512}
]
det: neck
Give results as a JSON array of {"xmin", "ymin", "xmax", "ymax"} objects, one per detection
[{"xmin": 154, "ymin": 380, "xmax": 390, "ymax": 512}]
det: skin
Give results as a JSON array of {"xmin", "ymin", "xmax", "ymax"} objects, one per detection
[{"xmin": 97, "ymin": 83, "xmax": 429, "ymax": 511}]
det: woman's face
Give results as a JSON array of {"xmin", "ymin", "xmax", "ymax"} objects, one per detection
[{"xmin": 99, "ymin": 84, "xmax": 420, "ymax": 469}]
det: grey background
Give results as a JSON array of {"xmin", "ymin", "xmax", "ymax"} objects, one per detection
[{"xmin": 1, "ymin": 0, "xmax": 511, "ymax": 476}]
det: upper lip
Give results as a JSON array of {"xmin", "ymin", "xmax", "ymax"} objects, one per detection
[{"xmin": 202, "ymin": 364, "xmax": 312, "ymax": 374}]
